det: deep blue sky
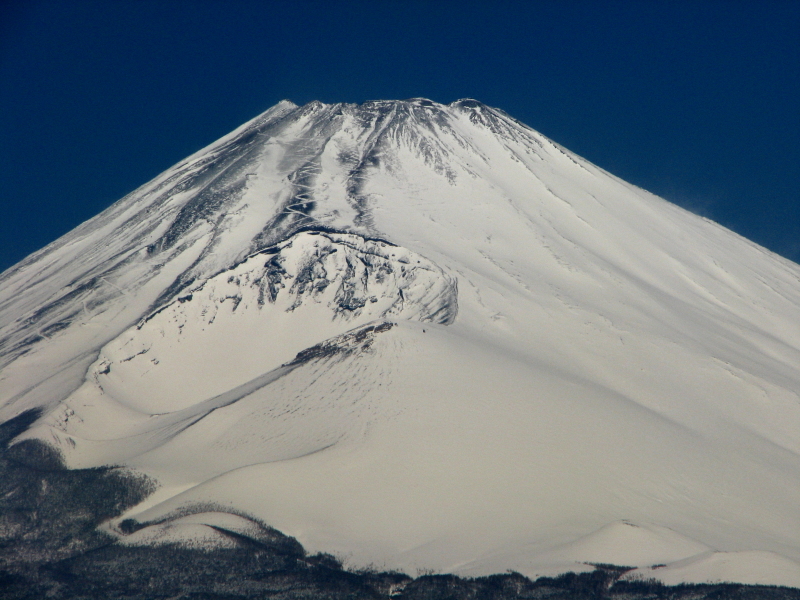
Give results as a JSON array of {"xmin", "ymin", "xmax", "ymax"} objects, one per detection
[{"xmin": 1, "ymin": 0, "xmax": 798, "ymax": 273}]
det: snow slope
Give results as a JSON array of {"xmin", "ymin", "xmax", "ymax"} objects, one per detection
[{"xmin": 2, "ymin": 98, "xmax": 800, "ymax": 586}]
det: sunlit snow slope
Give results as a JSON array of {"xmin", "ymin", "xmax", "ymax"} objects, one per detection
[{"xmin": 2, "ymin": 98, "xmax": 799, "ymax": 586}]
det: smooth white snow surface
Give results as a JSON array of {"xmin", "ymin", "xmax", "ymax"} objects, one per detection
[{"xmin": 2, "ymin": 98, "xmax": 800, "ymax": 586}]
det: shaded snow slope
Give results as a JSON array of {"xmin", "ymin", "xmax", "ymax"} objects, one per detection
[
  {"xmin": 2, "ymin": 98, "xmax": 800, "ymax": 586},
  {"xmin": 624, "ymin": 550, "xmax": 800, "ymax": 587}
]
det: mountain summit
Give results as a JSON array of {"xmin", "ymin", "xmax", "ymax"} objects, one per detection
[{"xmin": 1, "ymin": 99, "xmax": 800, "ymax": 586}]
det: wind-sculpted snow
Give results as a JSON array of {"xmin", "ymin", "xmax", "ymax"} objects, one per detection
[{"xmin": 2, "ymin": 98, "xmax": 800, "ymax": 587}]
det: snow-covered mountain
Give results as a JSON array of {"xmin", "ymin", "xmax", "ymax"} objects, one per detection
[{"xmin": 1, "ymin": 98, "xmax": 799, "ymax": 586}]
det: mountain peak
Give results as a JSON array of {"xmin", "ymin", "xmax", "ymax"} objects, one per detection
[{"xmin": 1, "ymin": 99, "xmax": 800, "ymax": 587}]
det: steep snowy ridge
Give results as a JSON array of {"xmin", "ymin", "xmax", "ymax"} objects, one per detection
[
  {"xmin": 2, "ymin": 98, "xmax": 800, "ymax": 587},
  {"xmin": 99, "ymin": 229, "xmax": 454, "ymax": 413},
  {"xmin": 21, "ymin": 230, "xmax": 455, "ymax": 466},
  {"xmin": 0, "ymin": 100, "xmax": 300, "ymax": 364}
]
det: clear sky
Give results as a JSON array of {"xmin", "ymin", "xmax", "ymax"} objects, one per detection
[{"xmin": 1, "ymin": 0, "xmax": 798, "ymax": 273}]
